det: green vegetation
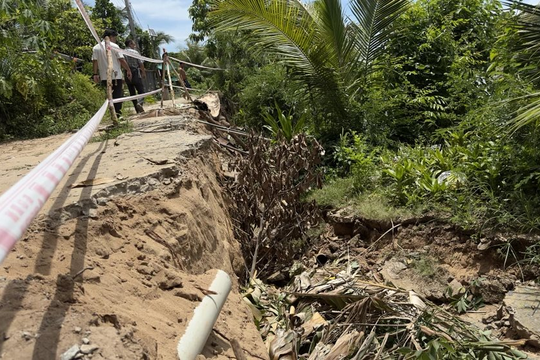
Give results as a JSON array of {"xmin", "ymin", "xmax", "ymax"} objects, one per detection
[
  {"xmin": 185, "ymin": 0, "xmax": 540, "ymax": 235},
  {"xmin": 91, "ymin": 120, "xmax": 133, "ymax": 142}
]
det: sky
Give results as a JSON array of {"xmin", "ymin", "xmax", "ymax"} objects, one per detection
[
  {"xmin": 84, "ymin": 0, "xmax": 193, "ymax": 53},
  {"xmin": 84, "ymin": 0, "xmax": 539, "ymax": 55}
]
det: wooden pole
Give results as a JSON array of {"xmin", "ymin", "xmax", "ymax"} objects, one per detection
[
  {"xmin": 169, "ymin": 64, "xmax": 192, "ymax": 102},
  {"xmin": 166, "ymin": 61, "xmax": 176, "ymax": 106},
  {"xmin": 160, "ymin": 51, "xmax": 166, "ymax": 109},
  {"xmin": 105, "ymin": 37, "xmax": 118, "ymax": 125}
]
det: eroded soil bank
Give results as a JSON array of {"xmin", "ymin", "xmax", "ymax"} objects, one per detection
[{"xmin": 0, "ymin": 115, "xmax": 267, "ymax": 360}]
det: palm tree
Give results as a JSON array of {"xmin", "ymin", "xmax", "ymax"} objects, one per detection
[
  {"xmin": 209, "ymin": 0, "xmax": 410, "ymax": 119},
  {"xmin": 151, "ymin": 31, "xmax": 174, "ymax": 56},
  {"xmin": 505, "ymin": 1, "xmax": 540, "ymax": 132}
]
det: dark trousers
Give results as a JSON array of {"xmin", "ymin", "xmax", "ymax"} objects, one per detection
[
  {"xmin": 101, "ymin": 79, "xmax": 124, "ymax": 116},
  {"xmin": 126, "ymin": 76, "xmax": 145, "ymax": 108}
]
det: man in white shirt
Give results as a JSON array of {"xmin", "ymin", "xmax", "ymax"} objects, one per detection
[{"xmin": 92, "ymin": 29, "xmax": 132, "ymax": 117}]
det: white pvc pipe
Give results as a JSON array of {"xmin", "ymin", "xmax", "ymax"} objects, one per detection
[{"xmin": 177, "ymin": 270, "xmax": 232, "ymax": 360}]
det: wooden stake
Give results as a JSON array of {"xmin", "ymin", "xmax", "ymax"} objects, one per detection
[
  {"xmin": 166, "ymin": 61, "xmax": 176, "ymax": 106},
  {"xmin": 160, "ymin": 51, "xmax": 166, "ymax": 109},
  {"xmin": 105, "ymin": 37, "xmax": 118, "ymax": 126},
  {"xmin": 170, "ymin": 63, "xmax": 192, "ymax": 101}
]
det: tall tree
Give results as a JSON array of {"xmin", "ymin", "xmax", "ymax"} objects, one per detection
[{"xmin": 91, "ymin": 0, "xmax": 126, "ymax": 35}]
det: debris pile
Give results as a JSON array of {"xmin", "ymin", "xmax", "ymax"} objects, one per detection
[{"xmin": 244, "ymin": 269, "xmax": 531, "ymax": 359}]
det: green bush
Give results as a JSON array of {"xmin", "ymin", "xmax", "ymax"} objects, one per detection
[
  {"xmin": 235, "ymin": 63, "xmax": 305, "ymax": 129},
  {"xmin": 0, "ymin": 53, "xmax": 103, "ymax": 141}
]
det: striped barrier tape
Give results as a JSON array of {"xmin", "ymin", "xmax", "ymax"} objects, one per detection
[
  {"xmin": 74, "ymin": 0, "xmax": 101, "ymax": 44},
  {"xmin": 166, "ymin": 84, "xmax": 206, "ymax": 92},
  {"xmin": 111, "ymin": 88, "xmax": 162, "ymax": 104},
  {"xmin": 168, "ymin": 56, "xmax": 224, "ymax": 71},
  {"xmin": 0, "ymin": 100, "xmax": 108, "ymax": 264},
  {"xmin": 114, "ymin": 48, "xmax": 163, "ymax": 64}
]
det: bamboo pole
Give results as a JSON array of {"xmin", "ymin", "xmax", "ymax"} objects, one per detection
[
  {"xmin": 170, "ymin": 63, "xmax": 192, "ymax": 102},
  {"xmin": 160, "ymin": 51, "xmax": 166, "ymax": 109},
  {"xmin": 105, "ymin": 37, "xmax": 118, "ymax": 126},
  {"xmin": 166, "ymin": 61, "xmax": 176, "ymax": 106}
]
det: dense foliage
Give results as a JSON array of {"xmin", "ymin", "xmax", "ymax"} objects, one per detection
[{"xmin": 190, "ymin": 0, "xmax": 540, "ymax": 237}]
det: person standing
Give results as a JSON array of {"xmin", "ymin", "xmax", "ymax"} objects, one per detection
[
  {"xmin": 92, "ymin": 29, "xmax": 132, "ymax": 118},
  {"xmin": 178, "ymin": 62, "xmax": 191, "ymax": 89},
  {"xmin": 124, "ymin": 39, "xmax": 146, "ymax": 113}
]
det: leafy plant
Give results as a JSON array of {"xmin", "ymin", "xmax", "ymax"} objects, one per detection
[{"xmin": 262, "ymin": 102, "xmax": 307, "ymax": 141}]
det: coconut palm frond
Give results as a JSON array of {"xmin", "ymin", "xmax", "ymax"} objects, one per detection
[
  {"xmin": 313, "ymin": 0, "xmax": 351, "ymax": 70},
  {"xmin": 508, "ymin": 91, "xmax": 540, "ymax": 133},
  {"xmin": 210, "ymin": 0, "xmax": 324, "ymax": 76},
  {"xmin": 348, "ymin": 0, "xmax": 410, "ymax": 74},
  {"xmin": 505, "ymin": 1, "xmax": 540, "ymax": 81},
  {"xmin": 209, "ymin": 0, "xmax": 345, "ymax": 113}
]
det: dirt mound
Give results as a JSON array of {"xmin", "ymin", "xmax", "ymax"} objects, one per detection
[{"xmin": 0, "ymin": 119, "xmax": 267, "ymax": 359}]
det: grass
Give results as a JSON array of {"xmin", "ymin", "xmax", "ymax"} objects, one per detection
[
  {"xmin": 412, "ymin": 256, "xmax": 437, "ymax": 277},
  {"xmin": 91, "ymin": 121, "xmax": 133, "ymax": 142},
  {"xmin": 308, "ymin": 177, "xmax": 421, "ymax": 221}
]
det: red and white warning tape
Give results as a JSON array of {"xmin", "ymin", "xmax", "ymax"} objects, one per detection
[
  {"xmin": 111, "ymin": 88, "xmax": 162, "ymax": 103},
  {"xmin": 169, "ymin": 56, "xmax": 224, "ymax": 71},
  {"xmin": 74, "ymin": 0, "xmax": 101, "ymax": 44},
  {"xmin": 114, "ymin": 48, "xmax": 164, "ymax": 64},
  {"xmin": 0, "ymin": 101, "xmax": 108, "ymax": 264}
]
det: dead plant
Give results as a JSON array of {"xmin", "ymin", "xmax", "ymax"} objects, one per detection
[{"xmin": 228, "ymin": 133, "xmax": 324, "ymax": 280}]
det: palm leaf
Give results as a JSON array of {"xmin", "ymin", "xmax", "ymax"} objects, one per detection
[
  {"xmin": 507, "ymin": 91, "xmax": 540, "ymax": 133},
  {"xmin": 505, "ymin": 1, "xmax": 540, "ymax": 82},
  {"xmin": 210, "ymin": 0, "xmax": 346, "ymax": 115},
  {"xmin": 313, "ymin": 0, "xmax": 351, "ymax": 69},
  {"xmin": 210, "ymin": 0, "xmax": 324, "ymax": 76},
  {"xmin": 348, "ymin": 0, "xmax": 410, "ymax": 74}
]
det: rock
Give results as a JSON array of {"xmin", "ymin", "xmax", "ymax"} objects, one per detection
[
  {"xmin": 82, "ymin": 270, "xmax": 101, "ymax": 284},
  {"xmin": 471, "ymin": 278, "xmax": 507, "ymax": 304},
  {"xmin": 174, "ymin": 289, "xmax": 201, "ymax": 302},
  {"xmin": 382, "ymin": 260, "xmax": 408, "ymax": 279},
  {"xmin": 136, "ymin": 265, "xmax": 154, "ymax": 276},
  {"xmin": 60, "ymin": 345, "xmax": 80, "ymax": 360},
  {"xmin": 447, "ymin": 279, "xmax": 465, "ymax": 297},
  {"xmin": 328, "ymin": 209, "xmax": 355, "ymax": 236},
  {"xmin": 21, "ymin": 331, "xmax": 33, "ymax": 341},
  {"xmin": 80, "ymin": 344, "xmax": 99, "ymax": 354},
  {"xmin": 82, "ymin": 337, "xmax": 90, "ymax": 344},
  {"xmin": 477, "ymin": 238, "xmax": 491, "ymax": 251},
  {"xmin": 504, "ymin": 285, "xmax": 540, "ymax": 348},
  {"xmin": 74, "ymin": 327, "xmax": 82, "ymax": 334},
  {"xmin": 156, "ymin": 271, "xmax": 183, "ymax": 290}
]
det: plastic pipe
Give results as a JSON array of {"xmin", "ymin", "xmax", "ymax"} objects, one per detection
[{"xmin": 177, "ymin": 270, "xmax": 232, "ymax": 360}]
